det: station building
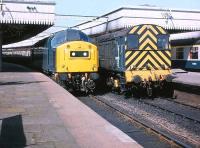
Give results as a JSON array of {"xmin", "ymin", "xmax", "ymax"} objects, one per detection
[
  {"xmin": 74, "ymin": 6, "xmax": 200, "ymax": 35},
  {"xmin": 2, "ymin": 6, "xmax": 200, "ymax": 70},
  {"xmin": 74, "ymin": 6, "xmax": 200, "ymax": 70},
  {"xmin": 0, "ymin": 0, "xmax": 55, "ymax": 71}
]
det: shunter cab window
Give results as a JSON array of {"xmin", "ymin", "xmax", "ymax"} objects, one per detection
[
  {"xmin": 157, "ymin": 35, "xmax": 169, "ymax": 49},
  {"xmin": 189, "ymin": 47, "xmax": 198, "ymax": 59},
  {"xmin": 127, "ymin": 34, "xmax": 139, "ymax": 50}
]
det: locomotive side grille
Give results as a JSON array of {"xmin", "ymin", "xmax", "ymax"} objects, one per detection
[{"xmin": 125, "ymin": 25, "xmax": 171, "ymax": 70}]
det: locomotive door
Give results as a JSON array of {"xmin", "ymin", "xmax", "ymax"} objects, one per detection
[
  {"xmin": 48, "ymin": 44, "xmax": 55, "ymax": 72},
  {"xmin": 43, "ymin": 38, "xmax": 53, "ymax": 72},
  {"xmin": 116, "ymin": 37, "xmax": 125, "ymax": 71}
]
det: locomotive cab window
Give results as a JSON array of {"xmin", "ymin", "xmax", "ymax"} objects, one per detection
[
  {"xmin": 127, "ymin": 34, "xmax": 139, "ymax": 50},
  {"xmin": 80, "ymin": 32, "xmax": 89, "ymax": 42},
  {"xmin": 67, "ymin": 30, "xmax": 89, "ymax": 42},
  {"xmin": 157, "ymin": 35, "xmax": 169, "ymax": 49},
  {"xmin": 70, "ymin": 51, "xmax": 89, "ymax": 57},
  {"xmin": 51, "ymin": 31, "xmax": 66, "ymax": 48}
]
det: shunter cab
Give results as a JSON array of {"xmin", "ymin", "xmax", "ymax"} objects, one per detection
[{"xmin": 95, "ymin": 24, "xmax": 174, "ymax": 97}]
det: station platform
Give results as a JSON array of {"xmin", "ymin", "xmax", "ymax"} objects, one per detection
[
  {"xmin": 172, "ymin": 69, "xmax": 200, "ymax": 87},
  {"xmin": 172, "ymin": 69, "xmax": 200, "ymax": 94},
  {"xmin": 0, "ymin": 63, "xmax": 141, "ymax": 148}
]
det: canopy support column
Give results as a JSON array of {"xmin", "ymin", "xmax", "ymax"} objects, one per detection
[{"xmin": 0, "ymin": 28, "xmax": 2, "ymax": 72}]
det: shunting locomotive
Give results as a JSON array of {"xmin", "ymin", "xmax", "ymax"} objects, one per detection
[
  {"xmin": 42, "ymin": 29, "xmax": 99, "ymax": 93},
  {"xmin": 95, "ymin": 24, "xmax": 174, "ymax": 97}
]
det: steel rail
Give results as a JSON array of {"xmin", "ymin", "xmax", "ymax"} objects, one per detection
[
  {"xmin": 89, "ymin": 95, "xmax": 191, "ymax": 148},
  {"xmin": 139, "ymin": 99, "xmax": 200, "ymax": 124},
  {"xmin": 163, "ymin": 97, "xmax": 200, "ymax": 110}
]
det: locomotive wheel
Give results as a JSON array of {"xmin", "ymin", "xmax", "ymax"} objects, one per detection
[
  {"xmin": 131, "ymin": 84, "xmax": 145, "ymax": 98},
  {"xmin": 165, "ymin": 82, "xmax": 174, "ymax": 98},
  {"xmin": 153, "ymin": 85, "xmax": 160, "ymax": 98},
  {"xmin": 146, "ymin": 86, "xmax": 153, "ymax": 98},
  {"xmin": 117, "ymin": 87, "xmax": 125, "ymax": 95},
  {"xmin": 161, "ymin": 81, "xmax": 174, "ymax": 98},
  {"xmin": 86, "ymin": 80, "xmax": 96, "ymax": 94},
  {"xmin": 58, "ymin": 79, "xmax": 66, "ymax": 88},
  {"xmin": 131, "ymin": 85, "xmax": 139, "ymax": 97},
  {"xmin": 65, "ymin": 81, "xmax": 73, "ymax": 92}
]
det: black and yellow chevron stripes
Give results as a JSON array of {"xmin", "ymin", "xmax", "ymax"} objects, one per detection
[
  {"xmin": 125, "ymin": 24, "xmax": 170, "ymax": 70},
  {"xmin": 125, "ymin": 50, "xmax": 171, "ymax": 70},
  {"xmin": 129, "ymin": 24, "xmax": 166, "ymax": 36}
]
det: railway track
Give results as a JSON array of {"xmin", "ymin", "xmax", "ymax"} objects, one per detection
[
  {"xmin": 47, "ymin": 70, "xmax": 200, "ymax": 147},
  {"xmin": 49, "ymin": 72, "xmax": 200, "ymax": 147},
  {"xmin": 139, "ymin": 98, "xmax": 200, "ymax": 124},
  {"xmin": 162, "ymin": 97, "xmax": 200, "ymax": 110},
  {"xmin": 88, "ymin": 94, "xmax": 192, "ymax": 148}
]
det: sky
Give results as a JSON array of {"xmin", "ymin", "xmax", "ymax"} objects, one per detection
[
  {"xmin": 54, "ymin": 0, "xmax": 200, "ymax": 28},
  {"xmin": 3, "ymin": 0, "xmax": 200, "ymax": 47}
]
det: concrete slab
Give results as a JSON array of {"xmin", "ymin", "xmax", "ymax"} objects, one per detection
[
  {"xmin": 172, "ymin": 68, "xmax": 187, "ymax": 73},
  {"xmin": 0, "ymin": 63, "xmax": 142, "ymax": 148},
  {"xmin": 173, "ymin": 72, "xmax": 200, "ymax": 87}
]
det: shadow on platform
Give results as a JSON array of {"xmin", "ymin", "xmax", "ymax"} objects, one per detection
[
  {"xmin": 0, "ymin": 81, "xmax": 46, "ymax": 86},
  {"xmin": 2, "ymin": 62, "xmax": 33, "ymax": 72},
  {"xmin": 0, "ymin": 115, "xmax": 26, "ymax": 148}
]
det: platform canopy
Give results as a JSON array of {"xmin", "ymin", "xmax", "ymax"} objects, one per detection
[
  {"xmin": 170, "ymin": 31, "xmax": 200, "ymax": 41},
  {"xmin": 74, "ymin": 6, "xmax": 200, "ymax": 36},
  {"xmin": 0, "ymin": 0, "xmax": 55, "ymax": 45},
  {"xmin": 170, "ymin": 31, "xmax": 200, "ymax": 46},
  {"xmin": 2, "ymin": 27, "xmax": 63, "ymax": 49}
]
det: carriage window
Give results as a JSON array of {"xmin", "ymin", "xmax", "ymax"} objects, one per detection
[
  {"xmin": 127, "ymin": 34, "xmax": 139, "ymax": 50},
  {"xmin": 157, "ymin": 35, "xmax": 169, "ymax": 49},
  {"xmin": 189, "ymin": 47, "xmax": 198, "ymax": 59},
  {"xmin": 176, "ymin": 48, "xmax": 184, "ymax": 59}
]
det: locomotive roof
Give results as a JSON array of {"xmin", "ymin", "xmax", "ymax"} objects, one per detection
[
  {"xmin": 95, "ymin": 28, "xmax": 130, "ymax": 42},
  {"xmin": 48, "ymin": 29, "xmax": 91, "ymax": 48},
  {"xmin": 95, "ymin": 24, "xmax": 168, "ymax": 42}
]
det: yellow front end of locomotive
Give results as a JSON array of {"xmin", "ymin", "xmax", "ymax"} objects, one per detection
[
  {"xmin": 56, "ymin": 41, "xmax": 98, "ymax": 73},
  {"xmin": 125, "ymin": 69, "xmax": 172, "ymax": 83},
  {"xmin": 124, "ymin": 24, "xmax": 172, "ymax": 83}
]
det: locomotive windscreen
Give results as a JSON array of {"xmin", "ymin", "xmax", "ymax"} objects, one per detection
[
  {"xmin": 51, "ymin": 29, "xmax": 90, "ymax": 48},
  {"xmin": 67, "ymin": 30, "xmax": 89, "ymax": 42}
]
